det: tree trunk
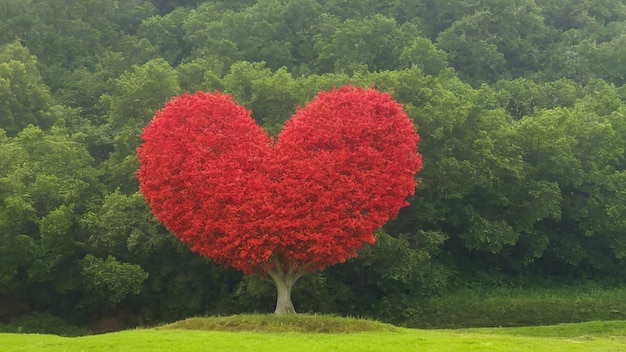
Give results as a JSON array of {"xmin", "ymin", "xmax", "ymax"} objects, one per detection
[
  {"xmin": 273, "ymin": 275, "xmax": 296, "ymax": 314},
  {"xmin": 266, "ymin": 258, "xmax": 308, "ymax": 314}
]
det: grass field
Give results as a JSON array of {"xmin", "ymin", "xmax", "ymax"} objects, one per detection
[{"xmin": 1, "ymin": 315, "xmax": 625, "ymax": 352}]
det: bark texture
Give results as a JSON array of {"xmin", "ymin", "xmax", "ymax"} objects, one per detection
[{"xmin": 266, "ymin": 258, "xmax": 308, "ymax": 314}]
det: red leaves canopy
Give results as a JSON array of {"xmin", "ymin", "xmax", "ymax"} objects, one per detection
[{"xmin": 137, "ymin": 86, "xmax": 422, "ymax": 275}]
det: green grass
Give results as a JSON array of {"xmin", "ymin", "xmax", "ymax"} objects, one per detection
[
  {"xmin": 462, "ymin": 320, "xmax": 626, "ymax": 339},
  {"xmin": 1, "ymin": 315, "xmax": 625, "ymax": 352}
]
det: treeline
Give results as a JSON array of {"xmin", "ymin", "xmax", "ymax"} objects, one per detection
[{"xmin": 1, "ymin": 0, "xmax": 626, "ymax": 330}]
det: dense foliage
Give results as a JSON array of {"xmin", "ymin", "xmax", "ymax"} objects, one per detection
[
  {"xmin": 1, "ymin": 0, "xmax": 625, "ymax": 330},
  {"xmin": 137, "ymin": 87, "xmax": 421, "ymax": 313}
]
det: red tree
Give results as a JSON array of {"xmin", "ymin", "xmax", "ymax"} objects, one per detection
[{"xmin": 137, "ymin": 86, "xmax": 422, "ymax": 314}]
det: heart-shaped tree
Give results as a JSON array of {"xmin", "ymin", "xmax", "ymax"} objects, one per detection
[{"xmin": 137, "ymin": 86, "xmax": 422, "ymax": 314}]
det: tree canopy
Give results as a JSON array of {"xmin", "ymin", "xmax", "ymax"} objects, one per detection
[{"xmin": 137, "ymin": 87, "xmax": 421, "ymax": 313}]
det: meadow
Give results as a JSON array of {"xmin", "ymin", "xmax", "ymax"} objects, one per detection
[{"xmin": 1, "ymin": 315, "xmax": 624, "ymax": 352}]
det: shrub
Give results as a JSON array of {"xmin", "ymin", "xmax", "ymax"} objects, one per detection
[{"xmin": 0, "ymin": 312, "xmax": 90, "ymax": 336}]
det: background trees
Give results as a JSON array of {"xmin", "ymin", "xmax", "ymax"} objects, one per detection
[
  {"xmin": 1, "ymin": 0, "xmax": 626, "ymax": 331},
  {"xmin": 0, "ymin": 42, "xmax": 57, "ymax": 136}
]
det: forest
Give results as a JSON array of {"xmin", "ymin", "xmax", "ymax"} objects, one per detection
[{"xmin": 1, "ymin": 0, "xmax": 626, "ymax": 333}]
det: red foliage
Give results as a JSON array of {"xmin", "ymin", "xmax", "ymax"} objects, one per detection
[{"xmin": 137, "ymin": 86, "xmax": 422, "ymax": 275}]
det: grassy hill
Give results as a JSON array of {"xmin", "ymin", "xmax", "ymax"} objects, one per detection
[{"xmin": 1, "ymin": 315, "xmax": 625, "ymax": 351}]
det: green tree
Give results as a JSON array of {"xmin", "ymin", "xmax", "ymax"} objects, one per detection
[
  {"xmin": 0, "ymin": 124, "xmax": 106, "ymax": 318},
  {"xmin": 222, "ymin": 61, "xmax": 303, "ymax": 134},
  {"xmin": 348, "ymin": 230, "xmax": 448, "ymax": 324},
  {"xmin": 399, "ymin": 36, "xmax": 449, "ymax": 75},
  {"xmin": 436, "ymin": 11, "xmax": 507, "ymax": 83},
  {"xmin": 101, "ymin": 58, "xmax": 180, "ymax": 194},
  {"xmin": 542, "ymin": 0, "xmax": 626, "ymax": 39},
  {"xmin": 80, "ymin": 254, "xmax": 148, "ymax": 309},
  {"xmin": 494, "ymin": 78, "xmax": 582, "ymax": 119},
  {"xmin": 396, "ymin": 0, "xmax": 468, "ymax": 38},
  {"xmin": 282, "ymin": 0, "xmax": 323, "ymax": 74},
  {"xmin": 81, "ymin": 189, "xmax": 246, "ymax": 322},
  {"xmin": 0, "ymin": 0, "xmax": 45, "ymax": 59},
  {"xmin": 137, "ymin": 7, "xmax": 191, "ymax": 65},
  {"xmin": 361, "ymin": 68, "xmax": 564, "ymax": 272},
  {"xmin": 223, "ymin": 0, "xmax": 294, "ymax": 71},
  {"xmin": 182, "ymin": 2, "xmax": 243, "ymax": 68},
  {"xmin": 176, "ymin": 56, "xmax": 225, "ymax": 93},
  {"xmin": 0, "ymin": 42, "xmax": 56, "ymax": 135},
  {"xmin": 314, "ymin": 14, "xmax": 408, "ymax": 74},
  {"xmin": 563, "ymin": 36, "xmax": 626, "ymax": 85},
  {"xmin": 318, "ymin": 0, "xmax": 392, "ymax": 20},
  {"xmin": 510, "ymin": 85, "xmax": 626, "ymax": 275},
  {"xmin": 436, "ymin": 0, "xmax": 548, "ymax": 83}
]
